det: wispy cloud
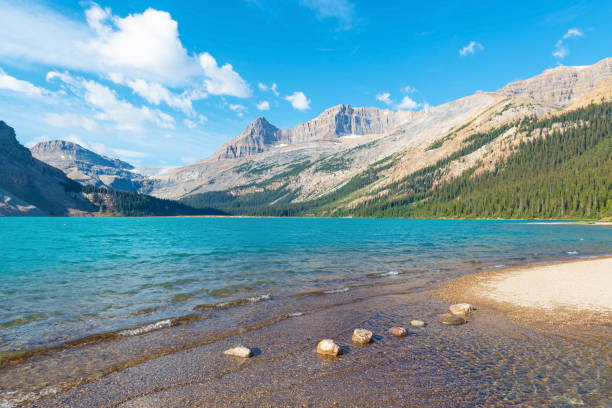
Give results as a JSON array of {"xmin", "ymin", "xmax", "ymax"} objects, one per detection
[
  {"xmin": 376, "ymin": 86, "xmax": 426, "ymax": 111},
  {"xmin": 0, "ymin": 67, "xmax": 47, "ymax": 97},
  {"xmin": 256, "ymin": 100, "xmax": 270, "ymax": 111},
  {"xmin": 553, "ymin": 28, "xmax": 583, "ymax": 59},
  {"xmin": 258, "ymin": 82, "xmax": 279, "ymax": 97},
  {"xmin": 47, "ymin": 71, "xmax": 175, "ymax": 131},
  {"xmin": 285, "ymin": 91, "xmax": 311, "ymax": 111},
  {"xmin": 459, "ymin": 41, "xmax": 484, "ymax": 57},
  {"xmin": 299, "ymin": 0, "xmax": 355, "ymax": 29},
  {"xmin": 376, "ymin": 92, "xmax": 392, "ymax": 105}
]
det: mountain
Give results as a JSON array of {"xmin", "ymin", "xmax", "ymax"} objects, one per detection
[
  {"xmin": 216, "ymin": 105, "xmax": 416, "ymax": 159},
  {"xmin": 0, "ymin": 122, "xmax": 95, "ymax": 216},
  {"xmin": 0, "ymin": 123, "xmax": 223, "ymax": 217},
  {"xmin": 30, "ymin": 140, "xmax": 146, "ymax": 193},
  {"xmin": 148, "ymin": 57, "xmax": 612, "ymax": 219}
]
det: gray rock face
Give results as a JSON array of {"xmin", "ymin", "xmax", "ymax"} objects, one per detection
[
  {"xmin": 216, "ymin": 105, "xmax": 416, "ymax": 159},
  {"xmin": 499, "ymin": 58, "xmax": 612, "ymax": 107},
  {"xmin": 0, "ymin": 122, "xmax": 95, "ymax": 216},
  {"xmin": 30, "ymin": 140, "xmax": 146, "ymax": 193}
]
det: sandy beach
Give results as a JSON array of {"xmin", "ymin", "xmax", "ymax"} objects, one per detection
[{"xmin": 435, "ymin": 256, "xmax": 612, "ymax": 327}]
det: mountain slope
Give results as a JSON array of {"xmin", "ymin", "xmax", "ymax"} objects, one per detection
[
  {"xmin": 30, "ymin": 140, "xmax": 146, "ymax": 193},
  {"xmin": 0, "ymin": 122, "xmax": 95, "ymax": 216},
  {"xmin": 172, "ymin": 58, "xmax": 612, "ymax": 219}
]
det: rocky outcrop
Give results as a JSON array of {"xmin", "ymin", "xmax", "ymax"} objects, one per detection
[
  {"xmin": 30, "ymin": 140, "xmax": 145, "ymax": 193},
  {"xmin": 217, "ymin": 117, "xmax": 282, "ymax": 159},
  {"xmin": 216, "ymin": 105, "xmax": 417, "ymax": 159},
  {"xmin": 0, "ymin": 122, "xmax": 95, "ymax": 216},
  {"xmin": 499, "ymin": 58, "xmax": 612, "ymax": 107}
]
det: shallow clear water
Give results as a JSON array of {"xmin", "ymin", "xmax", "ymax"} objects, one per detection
[{"xmin": 1, "ymin": 218, "xmax": 611, "ymax": 353}]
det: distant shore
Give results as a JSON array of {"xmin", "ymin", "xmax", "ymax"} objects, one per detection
[{"xmin": 434, "ymin": 256, "xmax": 612, "ymax": 327}]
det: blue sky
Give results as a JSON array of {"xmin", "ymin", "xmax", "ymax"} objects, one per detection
[{"xmin": 0, "ymin": 0, "xmax": 610, "ymax": 170}]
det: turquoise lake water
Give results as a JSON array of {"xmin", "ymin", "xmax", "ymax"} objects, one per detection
[{"xmin": 1, "ymin": 218, "xmax": 611, "ymax": 353}]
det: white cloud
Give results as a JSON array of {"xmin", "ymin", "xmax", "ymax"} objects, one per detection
[
  {"xmin": 285, "ymin": 91, "xmax": 311, "ymax": 111},
  {"xmin": 199, "ymin": 53, "xmax": 251, "ymax": 97},
  {"xmin": 459, "ymin": 41, "xmax": 484, "ymax": 57},
  {"xmin": 183, "ymin": 118, "xmax": 197, "ymax": 129},
  {"xmin": 229, "ymin": 103, "xmax": 247, "ymax": 117},
  {"xmin": 109, "ymin": 75, "xmax": 194, "ymax": 114},
  {"xmin": 403, "ymin": 85, "xmax": 416, "ymax": 93},
  {"xmin": 44, "ymin": 113, "xmax": 98, "ymax": 131},
  {"xmin": 258, "ymin": 82, "xmax": 279, "ymax": 96},
  {"xmin": 0, "ymin": 1, "xmax": 251, "ymax": 96},
  {"xmin": 396, "ymin": 95, "xmax": 419, "ymax": 110},
  {"xmin": 300, "ymin": 0, "xmax": 355, "ymax": 29},
  {"xmin": 48, "ymin": 71, "xmax": 175, "ymax": 131},
  {"xmin": 562, "ymin": 28, "xmax": 583, "ymax": 40},
  {"xmin": 376, "ymin": 92, "xmax": 392, "ymax": 105},
  {"xmin": 553, "ymin": 28, "xmax": 583, "ymax": 59},
  {"xmin": 0, "ymin": 67, "xmax": 46, "ymax": 97},
  {"xmin": 256, "ymin": 100, "xmax": 270, "ymax": 111}
]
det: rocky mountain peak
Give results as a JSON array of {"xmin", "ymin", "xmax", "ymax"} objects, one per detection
[
  {"xmin": 499, "ymin": 57, "xmax": 612, "ymax": 106},
  {"xmin": 31, "ymin": 140, "xmax": 134, "ymax": 171}
]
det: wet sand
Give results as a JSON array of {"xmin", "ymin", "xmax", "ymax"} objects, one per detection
[{"xmin": 3, "ymin": 259, "xmax": 611, "ymax": 407}]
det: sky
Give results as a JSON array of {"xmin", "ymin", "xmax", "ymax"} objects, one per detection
[{"xmin": 0, "ymin": 0, "xmax": 611, "ymax": 170}]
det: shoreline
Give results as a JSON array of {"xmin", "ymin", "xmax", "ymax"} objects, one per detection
[
  {"xmin": 433, "ymin": 256, "xmax": 612, "ymax": 328},
  {"xmin": 3, "ymin": 255, "xmax": 612, "ymax": 406}
]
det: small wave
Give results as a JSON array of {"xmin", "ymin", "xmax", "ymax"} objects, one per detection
[
  {"xmin": 324, "ymin": 287, "xmax": 349, "ymax": 294},
  {"xmin": 567, "ymin": 251, "xmax": 579, "ymax": 255},
  {"xmin": 379, "ymin": 271, "xmax": 399, "ymax": 276},
  {"xmin": 288, "ymin": 312, "xmax": 303, "ymax": 317},
  {"xmin": 119, "ymin": 319, "xmax": 172, "ymax": 337},
  {"xmin": 493, "ymin": 264, "xmax": 505, "ymax": 268},
  {"xmin": 1, "ymin": 386, "xmax": 58, "ymax": 407},
  {"xmin": 194, "ymin": 294, "xmax": 271, "ymax": 311}
]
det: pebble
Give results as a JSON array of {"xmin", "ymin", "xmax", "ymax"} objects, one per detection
[
  {"xmin": 317, "ymin": 339, "xmax": 341, "ymax": 356},
  {"xmin": 439, "ymin": 314, "xmax": 467, "ymax": 326},
  {"xmin": 410, "ymin": 320, "xmax": 425, "ymax": 327},
  {"xmin": 389, "ymin": 327, "xmax": 407, "ymax": 337},
  {"xmin": 352, "ymin": 328, "xmax": 373, "ymax": 345},
  {"xmin": 223, "ymin": 345, "xmax": 252, "ymax": 358},
  {"xmin": 449, "ymin": 303, "xmax": 474, "ymax": 316}
]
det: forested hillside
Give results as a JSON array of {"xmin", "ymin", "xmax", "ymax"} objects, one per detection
[
  {"xmin": 184, "ymin": 101, "xmax": 612, "ymax": 220},
  {"xmin": 354, "ymin": 101, "xmax": 612, "ymax": 219},
  {"xmin": 83, "ymin": 186, "xmax": 225, "ymax": 217}
]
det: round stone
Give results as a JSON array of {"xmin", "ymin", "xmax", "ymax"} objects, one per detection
[
  {"xmin": 439, "ymin": 314, "xmax": 467, "ymax": 326},
  {"xmin": 389, "ymin": 327, "xmax": 407, "ymax": 337},
  {"xmin": 352, "ymin": 328, "xmax": 373, "ymax": 345},
  {"xmin": 223, "ymin": 345, "xmax": 252, "ymax": 358},
  {"xmin": 449, "ymin": 303, "xmax": 474, "ymax": 316},
  {"xmin": 317, "ymin": 339, "xmax": 341, "ymax": 356}
]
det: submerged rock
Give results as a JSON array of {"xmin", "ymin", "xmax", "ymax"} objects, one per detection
[
  {"xmin": 410, "ymin": 320, "xmax": 425, "ymax": 327},
  {"xmin": 449, "ymin": 303, "xmax": 474, "ymax": 316},
  {"xmin": 224, "ymin": 345, "xmax": 252, "ymax": 358},
  {"xmin": 317, "ymin": 339, "xmax": 341, "ymax": 356},
  {"xmin": 439, "ymin": 314, "xmax": 467, "ymax": 326},
  {"xmin": 389, "ymin": 327, "xmax": 407, "ymax": 337},
  {"xmin": 352, "ymin": 328, "xmax": 373, "ymax": 345}
]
